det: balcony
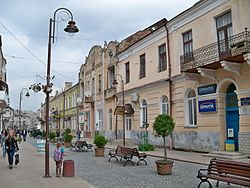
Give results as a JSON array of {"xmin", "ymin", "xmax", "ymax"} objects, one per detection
[
  {"xmin": 104, "ymin": 87, "xmax": 116, "ymax": 99},
  {"xmin": 84, "ymin": 96, "xmax": 94, "ymax": 103},
  {"xmin": 180, "ymin": 30, "xmax": 250, "ymax": 73}
]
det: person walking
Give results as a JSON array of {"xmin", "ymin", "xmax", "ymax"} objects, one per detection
[
  {"xmin": 5, "ymin": 130, "xmax": 19, "ymax": 169},
  {"xmin": 22, "ymin": 129, "xmax": 27, "ymax": 141},
  {"xmin": 53, "ymin": 141, "xmax": 63, "ymax": 177},
  {"xmin": 76, "ymin": 129, "xmax": 81, "ymax": 141},
  {"xmin": 1, "ymin": 129, "xmax": 8, "ymax": 157}
]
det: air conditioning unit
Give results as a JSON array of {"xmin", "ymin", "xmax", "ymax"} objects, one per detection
[{"xmin": 131, "ymin": 93, "xmax": 139, "ymax": 102}]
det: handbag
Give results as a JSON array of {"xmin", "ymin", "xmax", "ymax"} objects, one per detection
[{"xmin": 15, "ymin": 153, "xmax": 19, "ymax": 165}]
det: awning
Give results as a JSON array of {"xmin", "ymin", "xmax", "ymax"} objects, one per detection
[{"xmin": 114, "ymin": 104, "xmax": 134, "ymax": 115}]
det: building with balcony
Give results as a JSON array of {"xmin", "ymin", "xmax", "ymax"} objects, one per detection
[
  {"xmin": 78, "ymin": 0, "xmax": 250, "ymax": 154},
  {"xmin": 0, "ymin": 35, "xmax": 9, "ymax": 131},
  {"xmin": 168, "ymin": 0, "xmax": 250, "ymax": 154}
]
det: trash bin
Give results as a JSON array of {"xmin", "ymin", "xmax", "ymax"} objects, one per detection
[{"xmin": 63, "ymin": 160, "xmax": 75, "ymax": 177}]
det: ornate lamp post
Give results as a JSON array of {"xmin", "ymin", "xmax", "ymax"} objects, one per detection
[
  {"xmin": 19, "ymin": 88, "xmax": 30, "ymax": 130},
  {"xmin": 44, "ymin": 8, "xmax": 79, "ymax": 178},
  {"xmin": 113, "ymin": 74, "xmax": 125, "ymax": 146}
]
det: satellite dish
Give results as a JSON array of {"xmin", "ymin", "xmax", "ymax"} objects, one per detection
[{"xmin": 84, "ymin": 90, "xmax": 92, "ymax": 97}]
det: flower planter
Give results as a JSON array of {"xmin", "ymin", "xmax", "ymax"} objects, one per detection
[
  {"xmin": 155, "ymin": 160, "xmax": 174, "ymax": 175},
  {"xmin": 94, "ymin": 148, "xmax": 105, "ymax": 157}
]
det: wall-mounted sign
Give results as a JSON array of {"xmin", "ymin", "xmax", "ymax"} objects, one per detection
[
  {"xmin": 240, "ymin": 97, "xmax": 250, "ymax": 106},
  {"xmin": 198, "ymin": 84, "xmax": 217, "ymax": 95},
  {"xmin": 198, "ymin": 99, "xmax": 217, "ymax": 113}
]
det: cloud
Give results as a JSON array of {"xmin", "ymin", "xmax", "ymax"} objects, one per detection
[{"xmin": 0, "ymin": 0, "xmax": 198, "ymax": 111}]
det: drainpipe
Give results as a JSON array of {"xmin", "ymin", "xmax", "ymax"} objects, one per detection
[{"xmin": 165, "ymin": 24, "xmax": 173, "ymax": 150}]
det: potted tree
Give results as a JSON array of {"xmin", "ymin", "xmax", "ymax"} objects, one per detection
[
  {"xmin": 93, "ymin": 134, "xmax": 108, "ymax": 157},
  {"xmin": 153, "ymin": 114, "xmax": 175, "ymax": 175},
  {"xmin": 63, "ymin": 128, "xmax": 73, "ymax": 147}
]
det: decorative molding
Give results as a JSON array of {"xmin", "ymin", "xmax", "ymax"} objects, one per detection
[
  {"xmin": 220, "ymin": 61, "xmax": 241, "ymax": 76},
  {"xmin": 235, "ymin": 88, "xmax": 250, "ymax": 95},
  {"xmin": 197, "ymin": 68, "xmax": 216, "ymax": 81},
  {"xmin": 244, "ymin": 53, "xmax": 250, "ymax": 65},
  {"xmin": 171, "ymin": 73, "xmax": 200, "ymax": 84}
]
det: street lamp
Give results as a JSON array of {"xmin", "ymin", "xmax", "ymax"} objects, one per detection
[
  {"xmin": 19, "ymin": 88, "xmax": 30, "ymax": 130},
  {"xmin": 44, "ymin": 8, "xmax": 79, "ymax": 178},
  {"xmin": 112, "ymin": 74, "xmax": 125, "ymax": 146}
]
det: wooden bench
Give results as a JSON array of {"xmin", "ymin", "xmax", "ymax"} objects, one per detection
[
  {"xmin": 70, "ymin": 140, "xmax": 93, "ymax": 152},
  {"xmin": 108, "ymin": 146, "xmax": 147, "ymax": 167},
  {"xmin": 197, "ymin": 158, "xmax": 250, "ymax": 188}
]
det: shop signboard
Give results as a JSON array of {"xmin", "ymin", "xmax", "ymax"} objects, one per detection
[
  {"xmin": 198, "ymin": 99, "xmax": 217, "ymax": 113},
  {"xmin": 198, "ymin": 84, "xmax": 217, "ymax": 95},
  {"xmin": 240, "ymin": 97, "xmax": 250, "ymax": 106}
]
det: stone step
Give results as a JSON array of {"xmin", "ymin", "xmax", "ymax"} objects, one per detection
[{"xmin": 202, "ymin": 151, "xmax": 247, "ymax": 160}]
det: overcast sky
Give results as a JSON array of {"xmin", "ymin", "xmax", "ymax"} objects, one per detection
[{"xmin": 0, "ymin": 0, "xmax": 198, "ymax": 112}]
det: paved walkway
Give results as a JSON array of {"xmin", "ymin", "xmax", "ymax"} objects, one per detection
[{"xmin": 0, "ymin": 141, "xmax": 94, "ymax": 188}]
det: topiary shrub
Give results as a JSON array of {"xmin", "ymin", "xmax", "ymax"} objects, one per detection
[{"xmin": 94, "ymin": 134, "xmax": 108, "ymax": 148}]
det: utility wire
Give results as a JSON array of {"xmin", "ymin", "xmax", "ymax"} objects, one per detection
[
  {"xmin": 0, "ymin": 21, "xmax": 77, "ymax": 81},
  {"xmin": 6, "ymin": 55, "xmax": 82, "ymax": 65}
]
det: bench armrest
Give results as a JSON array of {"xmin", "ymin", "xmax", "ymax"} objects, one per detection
[{"xmin": 197, "ymin": 168, "xmax": 208, "ymax": 177}]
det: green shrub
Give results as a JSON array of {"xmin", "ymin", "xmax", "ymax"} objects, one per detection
[
  {"xmin": 94, "ymin": 134, "xmax": 108, "ymax": 148},
  {"xmin": 63, "ymin": 133, "xmax": 73, "ymax": 142},
  {"xmin": 138, "ymin": 143, "xmax": 155, "ymax": 151},
  {"xmin": 49, "ymin": 132, "xmax": 56, "ymax": 140}
]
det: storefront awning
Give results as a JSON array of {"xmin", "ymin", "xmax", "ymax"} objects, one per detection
[{"xmin": 114, "ymin": 104, "xmax": 134, "ymax": 115}]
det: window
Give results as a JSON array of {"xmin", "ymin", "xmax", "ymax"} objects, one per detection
[
  {"xmin": 139, "ymin": 54, "xmax": 146, "ymax": 79},
  {"xmin": 216, "ymin": 12, "xmax": 232, "ymax": 56},
  {"xmin": 140, "ymin": 100, "xmax": 147, "ymax": 127},
  {"xmin": 158, "ymin": 44, "xmax": 167, "ymax": 72},
  {"xmin": 185, "ymin": 89, "xmax": 197, "ymax": 127},
  {"xmin": 98, "ymin": 74, "xmax": 102, "ymax": 93},
  {"xmin": 109, "ymin": 109, "xmax": 112, "ymax": 130},
  {"xmin": 161, "ymin": 96, "xmax": 169, "ymax": 114},
  {"xmin": 183, "ymin": 30, "xmax": 193, "ymax": 62},
  {"xmin": 125, "ymin": 62, "xmax": 130, "ymax": 83},
  {"xmin": 108, "ymin": 65, "xmax": 115, "ymax": 88}
]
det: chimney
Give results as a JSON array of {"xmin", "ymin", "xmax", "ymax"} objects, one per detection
[{"xmin": 64, "ymin": 82, "xmax": 72, "ymax": 91}]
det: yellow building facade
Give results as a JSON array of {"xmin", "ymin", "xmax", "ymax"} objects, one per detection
[{"xmin": 78, "ymin": 0, "xmax": 250, "ymax": 154}]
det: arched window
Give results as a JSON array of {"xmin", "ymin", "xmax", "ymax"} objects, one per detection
[
  {"xmin": 185, "ymin": 89, "xmax": 197, "ymax": 127},
  {"xmin": 161, "ymin": 96, "xmax": 169, "ymax": 114},
  {"xmin": 140, "ymin": 100, "xmax": 147, "ymax": 128},
  {"xmin": 109, "ymin": 109, "xmax": 112, "ymax": 130}
]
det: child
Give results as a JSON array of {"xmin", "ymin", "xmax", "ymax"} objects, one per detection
[{"xmin": 53, "ymin": 142, "xmax": 63, "ymax": 177}]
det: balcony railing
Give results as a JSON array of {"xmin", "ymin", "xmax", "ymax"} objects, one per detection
[
  {"xmin": 180, "ymin": 30, "xmax": 250, "ymax": 72},
  {"xmin": 84, "ymin": 96, "xmax": 94, "ymax": 103},
  {"xmin": 104, "ymin": 87, "xmax": 116, "ymax": 99}
]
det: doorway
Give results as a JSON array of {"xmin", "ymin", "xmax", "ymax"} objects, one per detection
[
  {"xmin": 226, "ymin": 83, "xmax": 239, "ymax": 151},
  {"xmin": 125, "ymin": 115, "xmax": 132, "ymax": 138}
]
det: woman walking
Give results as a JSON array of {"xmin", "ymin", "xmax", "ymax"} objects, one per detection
[{"xmin": 5, "ymin": 130, "xmax": 19, "ymax": 169}]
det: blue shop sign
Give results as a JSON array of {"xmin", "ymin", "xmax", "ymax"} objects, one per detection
[
  {"xmin": 198, "ymin": 84, "xmax": 217, "ymax": 95},
  {"xmin": 198, "ymin": 99, "xmax": 217, "ymax": 113},
  {"xmin": 241, "ymin": 97, "xmax": 250, "ymax": 106}
]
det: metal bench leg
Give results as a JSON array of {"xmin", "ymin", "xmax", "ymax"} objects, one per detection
[
  {"xmin": 108, "ymin": 156, "xmax": 118, "ymax": 162},
  {"xmin": 137, "ymin": 159, "xmax": 147, "ymax": 166},
  {"xmin": 216, "ymin": 180, "xmax": 219, "ymax": 187},
  {"xmin": 124, "ymin": 159, "xmax": 134, "ymax": 167},
  {"xmin": 198, "ymin": 180, "xmax": 212, "ymax": 188}
]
